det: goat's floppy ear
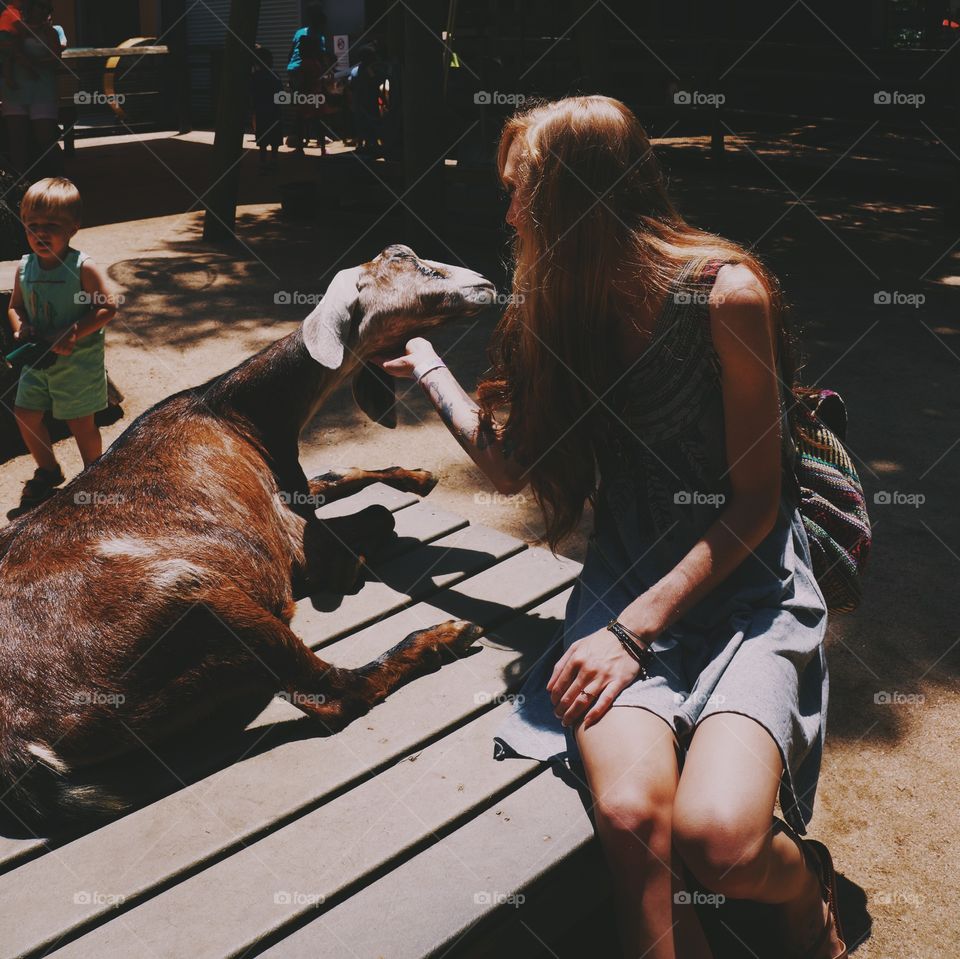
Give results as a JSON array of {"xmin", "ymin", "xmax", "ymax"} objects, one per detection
[
  {"xmin": 353, "ymin": 362, "xmax": 398, "ymax": 428},
  {"xmin": 301, "ymin": 267, "xmax": 362, "ymax": 369}
]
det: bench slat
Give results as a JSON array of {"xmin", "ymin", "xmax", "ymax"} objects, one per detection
[
  {"xmin": 261, "ymin": 769, "xmax": 595, "ymax": 959},
  {"xmin": 42, "ymin": 707, "xmax": 544, "ymax": 959},
  {"xmin": 294, "ymin": 523, "xmax": 526, "ymax": 649}
]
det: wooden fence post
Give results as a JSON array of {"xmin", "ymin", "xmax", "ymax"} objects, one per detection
[{"xmin": 202, "ymin": 0, "xmax": 260, "ymax": 242}]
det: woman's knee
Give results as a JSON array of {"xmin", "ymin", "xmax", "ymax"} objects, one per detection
[
  {"xmin": 672, "ymin": 800, "xmax": 771, "ymax": 897},
  {"xmin": 593, "ymin": 779, "xmax": 675, "ymax": 854}
]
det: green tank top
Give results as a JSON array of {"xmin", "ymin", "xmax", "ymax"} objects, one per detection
[{"xmin": 19, "ymin": 249, "xmax": 103, "ymax": 355}]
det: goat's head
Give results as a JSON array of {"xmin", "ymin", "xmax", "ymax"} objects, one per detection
[{"xmin": 302, "ymin": 244, "xmax": 496, "ymax": 426}]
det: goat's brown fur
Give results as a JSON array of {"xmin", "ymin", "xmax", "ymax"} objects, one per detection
[{"xmin": 0, "ymin": 245, "xmax": 495, "ymax": 825}]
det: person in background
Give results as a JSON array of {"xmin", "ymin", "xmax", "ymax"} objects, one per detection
[
  {"xmin": 0, "ymin": 0, "xmax": 64, "ymax": 179},
  {"xmin": 249, "ymin": 44, "xmax": 282, "ymax": 172},
  {"xmin": 285, "ymin": 1, "xmax": 327, "ymax": 151},
  {"xmin": 6, "ymin": 177, "xmax": 117, "ymax": 518}
]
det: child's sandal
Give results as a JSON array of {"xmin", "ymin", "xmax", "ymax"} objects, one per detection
[
  {"xmin": 7, "ymin": 465, "xmax": 66, "ymax": 519},
  {"xmin": 21, "ymin": 465, "xmax": 65, "ymax": 500}
]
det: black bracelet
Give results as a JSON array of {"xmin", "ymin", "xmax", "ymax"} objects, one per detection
[{"xmin": 606, "ymin": 619, "xmax": 652, "ymax": 679}]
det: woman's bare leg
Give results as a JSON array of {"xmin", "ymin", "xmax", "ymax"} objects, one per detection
[
  {"xmin": 575, "ymin": 708, "xmax": 713, "ymax": 959},
  {"xmin": 673, "ymin": 713, "xmax": 842, "ymax": 956}
]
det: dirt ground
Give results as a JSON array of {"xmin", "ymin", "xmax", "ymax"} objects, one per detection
[{"xmin": 1, "ymin": 131, "xmax": 957, "ymax": 957}]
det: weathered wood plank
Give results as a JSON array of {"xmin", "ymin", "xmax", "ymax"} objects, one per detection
[
  {"xmin": 296, "ymin": 523, "xmax": 526, "ymax": 648},
  {"xmin": 0, "ymin": 567, "xmax": 575, "ymax": 957},
  {"xmin": 41, "ymin": 707, "xmax": 546, "ymax": 959},
  {"xmin": 313, "ymin": 482, "xmax": 417, "ymax": 518},
  {"xmin": 260, "ymin": 769, "xmax": 596, "ymax": 959}
]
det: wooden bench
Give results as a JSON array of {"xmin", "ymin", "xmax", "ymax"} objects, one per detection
[{"xmin": 0, "ymin": 482, "xmax": 608, "ymax": 958}]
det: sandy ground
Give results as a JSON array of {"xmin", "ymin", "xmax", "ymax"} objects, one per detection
[{"xmin": 1, "ymin": 131, "xmax": 958, "ymax": 957}]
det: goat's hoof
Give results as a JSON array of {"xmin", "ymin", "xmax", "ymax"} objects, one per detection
[
  {"xmin": 384, "ymin": 467, "xmax": 438, "ymax": 497},
  {"xmin": 412, "ymin": 619, "xmax": 483, "ymax": 666}
]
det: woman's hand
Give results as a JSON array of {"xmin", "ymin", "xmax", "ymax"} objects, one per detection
[
  {"xmin": 379, "ymin": 337, "xmax": 441, "ymax": 380},
  {"xmin": 547, "ymin": 626, "xmax": 652, "ymax": 729},
  {"xmin": 51, "ymin": 324, "xmax": 78, "ymax": 356}
]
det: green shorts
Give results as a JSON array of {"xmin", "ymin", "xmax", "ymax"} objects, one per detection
[{"xmin": 15, "ymin": 339, "xmax": 108, "ymax": 421}]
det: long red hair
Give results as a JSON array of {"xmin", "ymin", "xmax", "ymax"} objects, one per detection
[{"xmin": 477, "ymin": 95, "xmax": 796, "ymax": 550}]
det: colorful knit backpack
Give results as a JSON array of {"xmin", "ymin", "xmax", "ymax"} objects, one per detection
[{"xmin": 790, "ymin": 388, "xmax": 871, "ymax": 612}]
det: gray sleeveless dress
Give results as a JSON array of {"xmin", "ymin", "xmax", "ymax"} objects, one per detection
[{"xmin": 492, "ymin": 255, "xmax": 829, "ymax": 835}]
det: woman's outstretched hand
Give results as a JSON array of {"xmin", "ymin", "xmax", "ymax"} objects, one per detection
[
  {"xmin": 547, "ymin": 627, "xmax": 650, "ymax": 730},
  {"xmin": 379, "ymin": 337, "xmax": 441, "ymax": 380}
]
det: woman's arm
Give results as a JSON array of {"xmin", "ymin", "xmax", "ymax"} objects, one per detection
[
  {"xmin": 380, "ymin": 337, "xmax": 527, "ymax": 494},
  {"xmin": 549, "ymin": 265, "xmax": 784, "ymax": 728}
]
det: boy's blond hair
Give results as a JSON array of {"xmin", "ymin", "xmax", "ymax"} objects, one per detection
[{"xmin": 20, "ymin": 177, "xmax": 82, "ymax": 226}]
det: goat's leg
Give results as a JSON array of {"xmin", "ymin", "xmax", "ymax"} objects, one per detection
[
  {"xmin": 198, "ymin": 586, "xmax": 481, "ymax": 732},
  {"xmin": 307, "ymin": 466, "xmax": 438, "ymax": 505},
  {"xmin": 293, "ymin": 504, "xmax": 397, "ymax": 597},
  {"xmin": 292, "ymin": 619, "xmax": 483, "ymax": 732}
]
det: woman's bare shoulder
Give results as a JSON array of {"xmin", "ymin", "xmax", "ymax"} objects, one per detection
[{"xmin": 711, "ymin": 261, "xmax": 769, "ymax": 309}]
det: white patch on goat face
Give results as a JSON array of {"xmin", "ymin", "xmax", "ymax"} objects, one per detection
[{"xmin": 97, "ymin": 538, "xmax": 156, "ymax": 559}]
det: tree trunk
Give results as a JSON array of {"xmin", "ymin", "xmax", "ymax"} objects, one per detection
[
  {"xmin": 202, "ymin": 0, "xmax": 261, "ymax": 242},
  {"xmin": 402, "ymin": 0, "xmax": 446, "ymax": 255}
]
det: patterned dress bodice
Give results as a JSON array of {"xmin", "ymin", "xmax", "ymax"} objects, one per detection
[{"xmin": 595, "ymin": 255, "xmax": 797, "ymax": 580}]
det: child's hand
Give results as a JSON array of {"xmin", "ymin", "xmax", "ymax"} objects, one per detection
[
  {"xmin": 13, "ymin": 323, "xmax": 34, "ymax": 343},
  {"xmin": 51, "ymin": 324, "xmax": 77, "ymax": 356}
]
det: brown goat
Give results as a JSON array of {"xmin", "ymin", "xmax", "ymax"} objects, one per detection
[{"xmin": 0, "ymin": 244, "xmax": 496, "ymax": 824}]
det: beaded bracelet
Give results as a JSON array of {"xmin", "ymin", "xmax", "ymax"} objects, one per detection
[{"xmin": 606, "ymin": 619, "xmax": 653, "ymax": 680}]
